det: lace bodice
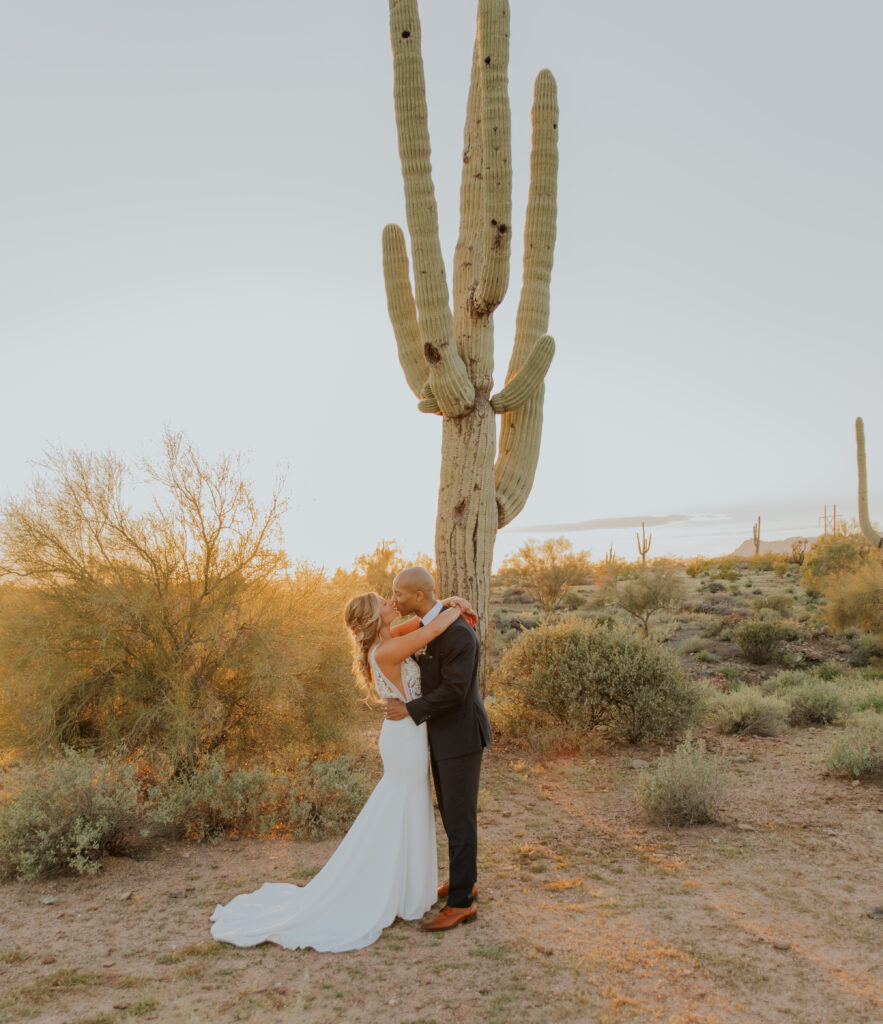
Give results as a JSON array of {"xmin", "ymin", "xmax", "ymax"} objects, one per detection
[{"xmin": 369, "ymin": 647, "xmax": 423, "ymax": 703}]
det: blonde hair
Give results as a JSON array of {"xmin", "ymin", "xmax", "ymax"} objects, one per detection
[{"xmin": 344, "ymin": 592, "xmax": 383, "ymax": 703}]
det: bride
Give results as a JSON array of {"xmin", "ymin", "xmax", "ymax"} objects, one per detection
[{"xmin": 209, "ymin": 591, "xmax": 470, "ymax": 953}]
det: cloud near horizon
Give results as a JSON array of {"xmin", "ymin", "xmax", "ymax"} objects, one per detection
[{"xmin": 511, "ymin": 514, "xmax": 693, "ymax": 533}]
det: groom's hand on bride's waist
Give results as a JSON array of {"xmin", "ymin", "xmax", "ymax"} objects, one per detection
[{"xmin": 384, "ymin": 698, "xmax": 408, "ymax": 721}]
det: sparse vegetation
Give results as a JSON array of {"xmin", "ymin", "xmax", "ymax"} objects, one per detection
[
  {"xmin": 634, "ymin": 735, "xmax": 729, "ymax": 826},
  {"xmin": 827, "ymin": 711, "xmax": 883, "ymax": 780},
  {"xmin": 785, "ymin": 680, "xmax": 849, "ymax": 727},
  {"xmin": 497, "ymin": 537, "xmax": 592, "ymax": 613},
  {"xmin": 595, "ymin": 564, "xmax": 686, "ymax": 637},
  {"xmin": 708, "ymin": 689, "xmax": 788, "ymax": 737}
]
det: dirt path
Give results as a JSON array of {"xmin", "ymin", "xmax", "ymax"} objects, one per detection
[{"xmin": 2, "ymin": 729, "xmax": 882, "ymax": 1024}]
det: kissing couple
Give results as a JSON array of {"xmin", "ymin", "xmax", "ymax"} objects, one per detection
[{"xmin": 210, "ymin": 566, "xmax": 493, "ymax": 952}]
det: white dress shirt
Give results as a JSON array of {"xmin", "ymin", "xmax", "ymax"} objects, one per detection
[{"xmin": 420, "ymin": 600, "xmax": 444, "ymax": 626}]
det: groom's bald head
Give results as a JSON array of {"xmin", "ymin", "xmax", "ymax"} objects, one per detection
[{"xmin": 392, "ymin": 567, "xmax": 437, "ymax": 617}]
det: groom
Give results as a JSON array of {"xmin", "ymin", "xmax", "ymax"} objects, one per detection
[{"xmin": 384, "ymin": 566, "xmax": 492, "ymax": 931}]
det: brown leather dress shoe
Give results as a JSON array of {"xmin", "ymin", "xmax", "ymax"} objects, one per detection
[
  {"xmin": 420, "ymin": 902, "xmax": 477, "ymax": 932},
  {"xmin": 437, "ymin": 881, "xmax": 478, "ymax": 900}
]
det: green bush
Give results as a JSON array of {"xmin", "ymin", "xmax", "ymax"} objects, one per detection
[
  {"xmin": 708, "ymin": 689, "xmax": 788, "ymax": 736},
  {"xmin": 288, "ymin": 756, "xmax": 373, "ymax": 839},
  {"xmin": 761, "ymin": 669, "xmax": 816, "ymax": 695},
  {"xmin": 827, "ymin": 711, "xmax": 883, "ymax": 780},
  {"xmin": 635, "ymin": 735, "xmax": 729, "ymax": 826},
  {"xmin": 785, "ymin": 681, "xmax": 849, "ymax": 727},
  {"xmin": 149, "ymin": 755, "xmax": 278, "ymax": 842},
  {"xmin": 491, "ymin": 618, "xmax": 700, "ymax": 743},
  {"xmin": 816, "ymin": 661, "xmax": 843, "ymax": 682},
  {"xmin": 750, "ymin": 593, "xmax": 794, "ymax": 616},
  {"xmin": 849, "ymin": 634, "xmax": 883, "ymax": 668},
  {"xmin": 734, "ymin": 621, "xmax": 784, "ymax": 664},
  {"xmin": 853, "ymin": 687, "xmax": 883, "ymax": 714},
  {"xmin": 0, "ymin": 750, "xmax": 143, "ymax": 879}
]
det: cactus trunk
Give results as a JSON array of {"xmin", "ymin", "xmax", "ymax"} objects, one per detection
[
  {"xmin": 384, "ymin": 0, "xmax": 559, "ymax": 693},
  {"xmin": 435, "ymin": 406, "xmax": 498, "ymax": 666},
  {"xmin": 856, "ymin": 417, "xmax": 883, "ymax": 548}
]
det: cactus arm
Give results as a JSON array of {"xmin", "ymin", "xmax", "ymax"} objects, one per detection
[
  {"xmin": 489, "ymin": 334, "xmax": 554, "ymax": 413},
  {"xmin": 382, "ymin": 223, "xmax": 427, "ymax": 399},
  {"xmin": 471, "ymin": 0, "xmax": 512, "ymax": 317},
  {"xmin": 856, "ymin": 417, "xmax": 883, "ymax": 547},
  {"xmin": 417, "ymin": 381, "xmax": 441, "ymax": 415},
  {"xmin": 494, "ymin": 70, "xmax": 558, "ymax": 528},
  {"xmin": 388, "ymin": 0, "xmax": 475, "ymax": 417},
  {"xmin": 453, "ymin": 40, "xmax": 485, "ymax": 373}
]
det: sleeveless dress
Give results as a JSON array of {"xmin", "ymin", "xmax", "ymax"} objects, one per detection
[{"xmin": 209, "ymin": 650, "xmax": 437, "ymax": 953}]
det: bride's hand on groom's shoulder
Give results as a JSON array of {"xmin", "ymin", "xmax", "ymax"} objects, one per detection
[
  {"xmin": 441, "ymin": 596, "xmax": 478, "ymax": 625},
  {"xmin": 442, "ymin": 598, "xmax": 478, "ymax": 627}
]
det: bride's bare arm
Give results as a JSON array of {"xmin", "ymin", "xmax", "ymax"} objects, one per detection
[{"xmin": 375, "ymin": 606, "xmax": 461, "ymax": 669}]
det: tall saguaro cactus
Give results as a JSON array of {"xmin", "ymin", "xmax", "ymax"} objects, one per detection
[
  {"xmin": 752, "ymin": 516, "xmax": 762, "ymax": 557},
  {"xmin": 856, "ymin": 417, "xmax": 883, "ymax": 548},
  {"xmin": 383, "ymin": 0, "xmax": 558, "ymax": 688}
]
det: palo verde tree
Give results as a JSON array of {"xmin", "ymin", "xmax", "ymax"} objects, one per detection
[{"xmin": 383, "ymin": 0, "xmax": 559, "ymax": 687}]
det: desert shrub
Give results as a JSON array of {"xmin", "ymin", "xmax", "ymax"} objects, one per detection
[
  {"xmin": 801, "ymin": 530, "xmax": 869, "ymax": 596},
  {"xmin": 827, "ymin": 711, "xmax": 883, "ymax": 780},
  {"xmin": 853, "ymin": 686, "xmax": 883, "ymax": 714},
  {"xmin": 684, "ymin": 558, "xmax": 714, "ymax": 578},
  {"xmin": 819, "ymin": 562, "xmax": 883, "ymax": 634},
  {"xmin": 816, "ymin": 661, "xmax": 843, "ymax": 682},
  {"xmin": 714, "ymin": 567, "xmax": 740, "ymax": 581},
  {"xmin": 287, "ymin": 756, "xmax": 373, "ymax": 838},
  {"xmin": 634, "ymin": 735, "xmax": 729, "ymax": 826},
  {"xmin": 562, "ymin": 590, "xmax": 586, "ymax": 610},
  {"xmin": 678, "ymin": 636, "xmax": 707, "ymax": 654},
  {"xmin": 751, "ymin": 594, "xmax": 793, "ymax": 617},
  {"xmin": 760, "ymin": 669, "xmax": 816, "ymax": 694},
  {"xmin": 707, "ymin": 689, "xmax": 788, "ymax": 736},
  {"xmin": 753, "ymin": 607, "xmax": 783, "ymax": 624},
  {"xmin": 701, "ymin": 617, "xmax": 729, "ymax": 638},
  {"xmin": 734, "ymin": 621, "xmax": 784, "ymax": 664},
  {"xmin": 0, "ymin": 750, "xmax": 143, "ymax": 879},
  {"xmin": 491, "ymin": 618, "xmax": 699, "ymax": 743},
  {"xmin": 0, "ymin": 434, "xmax": 363, "ymax": 768},
  {"xmin": 149, "ymin": 755, "xmax": 279, "ymax": 842},
  {"xmin": 705, "ymin": 581, "xmax": 726, "ymax": 594},
  {"xmin": 596, "ymin": 565, "xmax": 686, "ymax": 637},
  {"xmin": 785, "ymin": 681, "xmax": 849, "ymax": 727},
  {"xmin": 718, "ymin": 664, "xmax": 738, "ymax": 680},
  {"xmin": 352, "ymin": 539, "xmax": 433, "ymax": 595},
  {"xmin": 694, "ymin": 594, "xmax": 736, "ymax": 616},
  {"xmin": 781, "ymin": 651, "xmax": 804, "ymax": 668},
  {"xmin": 498, "ymin": 537, "xmax": 593, "ymax": 613}
]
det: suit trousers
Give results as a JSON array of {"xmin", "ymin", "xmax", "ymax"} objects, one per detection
[{"xmin": 431, "ymin": 749, "xmax": 483, "ymax": 908}]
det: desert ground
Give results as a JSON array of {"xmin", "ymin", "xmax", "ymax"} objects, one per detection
[
  {"xmin": 2, "ymin": 563, "xmax": 882, "ymax": 1024},
  {"xmin": 2, "ymin": 724, "xmax": 882, "ymax": 1024}
]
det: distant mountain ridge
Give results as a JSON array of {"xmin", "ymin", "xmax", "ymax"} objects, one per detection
[{"xmin": 731, "ymin": 535, "xmax": 820, "ymax": 557}]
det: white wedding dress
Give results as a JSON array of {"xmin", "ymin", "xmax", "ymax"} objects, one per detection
[{"xmin": 210, "ymin": 650, "xmax": 437, "ymax": 952}]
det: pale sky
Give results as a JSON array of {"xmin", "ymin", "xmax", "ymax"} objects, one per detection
[{"xmin": 2, "ymin": 1, "xmax": 882, "ymax": 570}]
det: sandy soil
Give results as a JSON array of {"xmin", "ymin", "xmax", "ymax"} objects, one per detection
[{"xmin": 1, "ymin": 728, "xmax": 882, "ymax": 1024}]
